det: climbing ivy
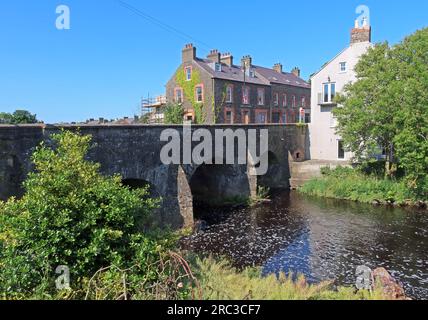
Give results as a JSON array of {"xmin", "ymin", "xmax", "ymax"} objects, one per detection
[{"xmin": 176, "ymin": 67, "xmax": 206, "ymax": 124}]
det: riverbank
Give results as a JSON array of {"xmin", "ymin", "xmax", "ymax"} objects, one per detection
[{"xmin": 299, "ymin": 167, "xmax": 427, "ymax": 209}]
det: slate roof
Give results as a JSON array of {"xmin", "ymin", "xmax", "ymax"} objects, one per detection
[{"xmin": 194, "ymin": 58, "xmax": 310, "ymax": 88}]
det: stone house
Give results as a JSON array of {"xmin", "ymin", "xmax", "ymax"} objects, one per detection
[{"xmin": 165, "ymin": 44, "xmax": 311, "ymax": 124}]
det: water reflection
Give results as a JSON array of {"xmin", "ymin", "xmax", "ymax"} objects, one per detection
[{"xmin": 181, "ymin": 191, "xmax": 428, "ymax": 299}]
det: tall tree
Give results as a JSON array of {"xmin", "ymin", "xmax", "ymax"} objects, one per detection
[{"xmin": 0, "ymin": 110, "xmax": 38, "ymax": 124}]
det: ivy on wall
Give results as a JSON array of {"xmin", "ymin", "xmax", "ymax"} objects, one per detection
[{"xmin": 175, "ymin": 67, "xmax": 206, "ymax": 124}]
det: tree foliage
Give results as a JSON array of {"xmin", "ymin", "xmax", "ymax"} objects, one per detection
[
  {"xmin": 0, "ymin": 131, "xmax": 159, "ymax": 296},
  {"xmin": 163, "ymin": 103, "xmax": 184, "ymax": 124},
  {"xmin": 0, "ymin": 110, "xmax": 38, "ymax": 124},
  {"xmin": 334, "ymin": 28, "xmax": 428, "ymax": 197}
]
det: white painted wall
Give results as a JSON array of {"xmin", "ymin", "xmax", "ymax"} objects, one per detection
[{"xmin": 309, "ymin": 41, "xmax": 372, "ymax": 161}]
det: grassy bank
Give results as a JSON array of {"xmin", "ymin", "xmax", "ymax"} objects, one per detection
[{"xmin": 299, "ymin": 167, "xmax": 426, "ymax": 206}]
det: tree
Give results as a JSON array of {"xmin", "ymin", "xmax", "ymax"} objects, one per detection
[
  {"xmin": 164, "ymin": 103, "xmax": 184, "ymax": 124},
  {"xmin": 0, "ymin": 110, "xmax": 38, "ymax": 124},
  {"xmin": 0, "ymin": 131, "xmax": 159, "ymax": 296},
  {"xmin": 334, "ymin": 28, "xmax": 428, "ymax": 196}
]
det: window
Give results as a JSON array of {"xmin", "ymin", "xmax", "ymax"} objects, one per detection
[
  {"xmin": 274, "ymin": 93, "xmax": 279, "ymax": 106},
  {"xmin": 338, "ymin": 140, "xmax": 345, "ymax": 159},
  {"xmin": 272, "ymin": 112, "xmax": 280, "ymax": 123},
  {"xmin": 301, "ymin": 96, "xmax": 306, "ymax": 107},
  {"xmin": 226, "ymin": 85, "xmax": 233, "ymax": 103},
  {"xmin": 292, "ymin": 95, "xmax": 296, "ymax": 108},
  {"xmin": 282, "ymin": 113, "xmax": 287, "ymax": 124},
  {"xmin": 256, "ymin": 111, "xmax": 267, "ymax": 124},
  {"xmin": 282, "ymin": 94, "xmax": 287, "ymax": 107},
  {"xmin": 225, "ymin": 110, "xmax": 233, "ymax": 124},
  {"xmin": 242, "ymin": 110, "xmax": 250, "ymax": 124},
  {"xmin": 195, "ymin": 85, "xmax": 203, "ymax": 103},
  {"xmin": 340, "ymin": 62, "xmax": 347, "ymax": 72},
  {"xmin": 323, "ymin": 83, "xmax": 336, "ymax": 103},
  {"xmin": 257, "ymin": 88, "xmax": 265, "ymax": 106},
  {"xmin": 305, "ymin": 112, "xmax": 311, "ymax": 124},
  {"xmin": 242, "ymin": 86, "xmax": 250, "ymax": 104},
  {"xmin": 174, "ymin": 88, "xmax": 183, "ymax": 103},
  {"xmin": 185, "ymin": 66, "xmax": 192, "ymax": 81},
  {"xmin": 215, "ymin": 63, "xmax": 222, "ymax": 72}
]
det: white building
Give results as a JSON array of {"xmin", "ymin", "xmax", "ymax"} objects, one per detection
[{"xmin": 309, "ymin": 19, "xmax": 372, "ymax": 161}]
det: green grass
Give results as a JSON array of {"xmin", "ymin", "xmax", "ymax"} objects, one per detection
[
  {"xmin": 299, "ymin": 167, "xmax": 418, "ymax": 205},
  {"xmin": 194, "ymin": 258, "xmax": 388, "ymax": 300}
]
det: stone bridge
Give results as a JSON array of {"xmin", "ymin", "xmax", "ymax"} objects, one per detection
[{"xmin": 0, "ymin": 124, "xmax": 309, "ymax": 228}]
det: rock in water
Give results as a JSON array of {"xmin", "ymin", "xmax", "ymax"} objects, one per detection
[{"xmin": 372, "ymin": 267, "xmax": 409, "ymax": 300}]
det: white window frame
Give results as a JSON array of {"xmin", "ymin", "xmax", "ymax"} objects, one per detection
[
  {"xmin": 323, "ymin": 82, "xmax": 336, "ymax": 103},
  {"xmin": 257, "ymin": 88, "xmax": 265, "ymax": 106},
  {"xmin": 215, "ymin": 63, "xmax": 222, "ymax": 72},
  {"xmin": 226, "ymin": 85, "xmax": 233, "ymax": 103},
  {"xmin": 339, "ymin": 62, "xmax": 347, "ymax": 73},
  {"xmin": 185, "ymin": 66, "xmax": 192, "ymax": 81}
]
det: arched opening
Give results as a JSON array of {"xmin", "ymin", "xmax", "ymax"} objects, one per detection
[
  {"xmin": 257, "ymin": 151, "xmax": 283, "ymax": 191},
  {"xmin": 189, "ymin": 163, "xmax": 250, "ymax": 220},
  {"xmin": 121, "ymin": 178, "xmax": 159, "ymax": 199}
]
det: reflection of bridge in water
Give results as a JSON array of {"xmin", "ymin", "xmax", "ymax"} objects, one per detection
[{"xmin": 0, "ymin": 124, "xmax": 309, "ymax": 228}]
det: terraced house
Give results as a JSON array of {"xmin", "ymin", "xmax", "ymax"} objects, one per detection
[{"xmin": 166, "ymin": 44, "xmax": 311, "ymax": 124}]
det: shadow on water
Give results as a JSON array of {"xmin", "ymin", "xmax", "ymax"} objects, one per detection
[{"xmin": 180, "ymin": 191, "xmax": 428, "ymax": 300}]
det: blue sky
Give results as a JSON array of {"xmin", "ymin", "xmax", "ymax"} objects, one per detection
[{"xmin": 0, "ymin": 0, "xmax": 427, "ymax": 124}]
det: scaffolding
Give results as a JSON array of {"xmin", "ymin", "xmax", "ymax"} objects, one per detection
[{"xmin": 141, "ymin": 95, "xmax": 167, "ymax": 124}]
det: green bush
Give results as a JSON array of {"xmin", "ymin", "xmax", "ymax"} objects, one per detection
[{"xmin": 0, "ymin": 131, "xmax": 160, "ymax": 297}]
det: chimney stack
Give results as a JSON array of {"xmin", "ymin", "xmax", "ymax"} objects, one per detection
[
  {"xmin": 207, "ymin": 49, "xmax": 220, "ymax": 63},
  {"xmin": 291, "ymin": 67, "xmax": 301, "ymax": 78},
  {"xmin": 351, "ymin": 18, "xmax": 371, "ymax": 44},
  {"xmin": 273, "ymin": 63, "xmax": 283, "ymax": 73},
  {"xmin": 241, "ymin": 55, "xmax": 252, "ymax": 70},
  {"xmin": 182, "ymin": 43, "xmax": 196, "ymax": 63},
  {"xmin": 221, "ymin": 52, "xmax": 234, "ymax": 67}
]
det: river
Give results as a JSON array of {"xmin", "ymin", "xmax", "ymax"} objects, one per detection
[{"xmin": 181, "ymin": 191, "xmax": 428, "ymax": 300}]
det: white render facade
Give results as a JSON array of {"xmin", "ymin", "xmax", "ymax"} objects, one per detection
[{"xmin": 309, "ymin": 20, "xmax": 372, "ymax": 161}]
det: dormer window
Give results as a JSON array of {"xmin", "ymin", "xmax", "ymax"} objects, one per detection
[
  {"xmin": 340, "ymin": 62, "xmax": 347, "ymax": 72},
  {"xmin": 249, "ymin": 70, "xmax": 255, "ymax": 78},
  {"xmin": 215, "ymin": 63, "xmax": 222, "ymax": 72},
  {"xmin": 185, "ymin": 66, "xmax": 192, "ymax": 81}
]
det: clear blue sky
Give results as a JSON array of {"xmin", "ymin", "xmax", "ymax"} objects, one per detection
[{"xmin": 0, "ymin": 0, "xmax": 427, "ymax": 124}]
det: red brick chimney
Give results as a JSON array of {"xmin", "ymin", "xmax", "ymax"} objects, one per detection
[{"xmin": 351, "ymin": 18, "xmax": 371, "ymax": 44}]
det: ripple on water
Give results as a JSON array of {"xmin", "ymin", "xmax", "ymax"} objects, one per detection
[{"xmin": 180, "ymin": 192, "xmax": 428, "ymax": 300}]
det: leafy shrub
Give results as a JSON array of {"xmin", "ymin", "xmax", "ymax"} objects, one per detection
[{"xmin": 0, "ymin": 131, "xmax": 160, "ymax": 297}]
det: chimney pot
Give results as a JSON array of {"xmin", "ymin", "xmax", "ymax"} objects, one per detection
[{"xmin": 207, "ymin": 49, "xmax": 221, "ymax": 63}]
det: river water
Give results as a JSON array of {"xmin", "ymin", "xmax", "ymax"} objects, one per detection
[{"xmin": 181, "ymin": 191, "xmax": 428, "ymax": 299}]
